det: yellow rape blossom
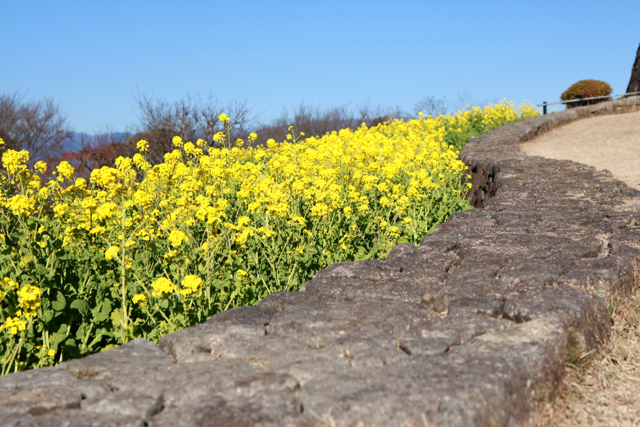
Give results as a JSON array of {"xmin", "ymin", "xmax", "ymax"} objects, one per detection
[
  {"xmin": 137, "ymin": 139, "xmax": 149, "ymax": 152},
  {"xmin": 17, "ymin": 284, "xmax": 42, "ymax": 317},
  {"xmin": 0, "ymin": 316, "xmax": 27, "ymax": 335},
  {"xmin": 179, "ymin": 275, "xmax": 203, "ymax": 296},
  {"xmin": 34, "ymin": 161, "xmax": 47, "ymax": 174},
  {"xmin": 0, "ymin": 277, "xmax": 18, "ymax": 289},
  {"xmin": 169, "ymin": 230, "xmax": 189, "ymax": 247},
  {"xmin": 213, "ymin": 132, "xmax": 225, "ymax": 144},
  {"xmin": 132, "ymin": 293, "xmax": 147, "ymax": 304},
  {"xmin": 105, "ymin": 246, "xmax": 120, "ymax": 261},
  {"xmin": 151, "ymin": 277, "xmax": 176, "ymax": 297},
  {"xmin": 0, "ymin": 278, "xmax": 18, "ymax": 303},
  {"xmin": 237, "ymin": 216, "xmax": 251, "ymax": 227},
  {"xmin": 291, "ymin": 216, "xmax": 306, "ymax": 226},
  {"xmin": 2, "ymin": 149, "xmax": 29, "ymax": 175},
  {"xmin": 6, "ymin": 195, "xmax": 35, "ymax": 216},
  {"xmin": 56, "ymin": 161, "xmax": 75, "ymax": 182}
]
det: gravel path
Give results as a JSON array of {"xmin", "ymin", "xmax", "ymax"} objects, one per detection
[{"xmin": 521, "ymin": 110, "xmax": 640, "ymax": 190}]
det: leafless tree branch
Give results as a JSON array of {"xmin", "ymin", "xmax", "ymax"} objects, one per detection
[{"xmin": 0, "ymin": 92, "xmax": 71, "ymax": 162}]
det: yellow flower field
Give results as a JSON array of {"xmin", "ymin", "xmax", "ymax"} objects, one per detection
[{"xmin": 0, "ymin": 100, "xmax": 538, "ymax": 374}]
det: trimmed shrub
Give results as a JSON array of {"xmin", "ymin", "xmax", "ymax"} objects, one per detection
[{"xmin": 561, "ymin": 79, "xmax": 613, "ymax": 109}]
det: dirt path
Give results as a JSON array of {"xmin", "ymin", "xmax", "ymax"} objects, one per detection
[
  {"xmin": 521, "ymin": 110, "xmax": 640, "ymax": 426},
  {"xmin": 521, "ymin": 110, "xmax": 640, "ymax": 190}
]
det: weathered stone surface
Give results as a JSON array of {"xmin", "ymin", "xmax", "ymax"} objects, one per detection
[
  {"xmin": 13, "ymin": 411, "xmax": 146, "ymax": 427},
  {"xmin": 300, "ymin": 316, "xmax": 566, "ymax": 427},
  {"xmin": 2, "ymin": 96, "xmax": 640, "ymax": 427}
]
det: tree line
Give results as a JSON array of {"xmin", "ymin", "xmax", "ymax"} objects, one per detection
[
  {"xmin": 0, "ymin": 91, "xmax": 414, "ymax": 178},
  {"xmin": 0, "ymin": 89, "xmax": 498, "ymax": 179}
]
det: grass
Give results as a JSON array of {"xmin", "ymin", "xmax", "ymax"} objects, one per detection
[{"xmin": 537, "ymin": 287, "xmax": 640, "ymax": 426}]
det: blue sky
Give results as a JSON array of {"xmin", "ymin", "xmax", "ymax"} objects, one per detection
[{"xmin": 2, "ymin": 1, "xmax": 638, "ymax": 134}]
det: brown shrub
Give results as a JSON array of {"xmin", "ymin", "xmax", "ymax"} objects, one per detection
[{"xmin": 561, "ymin": 79, "xmax": 613, "ymax": 109}]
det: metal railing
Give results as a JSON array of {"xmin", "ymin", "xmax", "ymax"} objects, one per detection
[{"xmin": 538, "ymin": 91, "xmax": 640, "ymax": 114}]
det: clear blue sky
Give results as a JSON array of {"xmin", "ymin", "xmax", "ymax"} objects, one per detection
[{"xmin": 3, "ymin": 1, "xmax": 638, "ymax": 134}]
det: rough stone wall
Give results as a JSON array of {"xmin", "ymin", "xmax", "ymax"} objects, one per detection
[{"xmin": 2, "ymin": 97, "xmax": 640, "ymax": 427}]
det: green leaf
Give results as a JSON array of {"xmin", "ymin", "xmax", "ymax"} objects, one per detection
[
  {"xmin": 355, "ymin": 246, "xmax": 369, "ymax": 260},
  {"xmin": 87, "ymin": 328, "xmax": 110, "ymax": 349},
  {"xmin": 40, "ymin": 309, "xmax": 54, "ymax": 323},
  {"xmin": 92, "ymin": 299, "xmax": 111, "ymax": 323},
  {"xmin": 23, "ymin": 340, "xmax": 35, "ymax": 352},
  {"xmin": 371, "ymin": 242, "xmax": 379, "ymax": 257},
  {"xmin": 51, "ymin": 291, "xmax": 66, "ymax": 312},
  {"xmin": 70, "ymin": 299, "xmax": 90, "ymax": 317},
  {"xmin": 63, "ymin": 339, "xmax": 80, "ymax": 357},
  {"xmin": 110, "ymin": 308, "xmax": 125, "ymax": 329},
  {"xmin": 35, "ymin": 263, "xmax": 48, "ymax": 276},
  {"xmin": 49, "ymin": 330, "xmax": 68, "ymax": 348}
]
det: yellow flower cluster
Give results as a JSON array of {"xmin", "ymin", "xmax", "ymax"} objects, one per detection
[
  {"xmin": 2, "ymin": 150, "xmax": 29, "ymax": 175},
  {"xmin": 0, "ymin": 278, "xmax": 41, "ymax": 335},
  {"xmin": 132, "ymin": 293, "xmax": 147, "ymax": 305},
  {"xmin": 16, "ymin": 285, "xmax": 42, "ymax": 318},
  {"xmin": 0, "ymin": 316, "xmax": 26, "ymax": 335},
  {"xmin": 179, "ymin": 275, "xmax": 203, "ymax": 296},
  {"xmin": 137, "ymin": 139, "xmax": 149, "ymax": 152},
  {"xmin": 151, "ymin": 277, "xmax": 176, "ymax": 297},
  {"xmin": 0, "ymin": 102, "xmax": 538, "ymax": 373},
  {"xmin": 9, "ymin": 101, "xmax": 533, "ymax": 293},
  {"xmin": 105, "ymin": 246, "xmax": 120, "ymax": 261},
  {"xmin": 169, "ymin": 230, "xmax": 189, "ymax": 247},
  {"xmin": 0, "ymin": 277, "xmax": 18, "ymax": 302}
]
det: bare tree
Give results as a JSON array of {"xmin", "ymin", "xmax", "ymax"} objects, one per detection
[
  {"xmin": 449, "ymin": 90, "xmax": 475, "ymax": 113},
  {"xmin": 252, "ymin": 101, "xmax": 408, "ymax": 147},
  {"xmin": 414, "ymin": 96, "xmax": 448, "ymax": 117},
  {"xmin": 449, "ymin": 90, "xmax": 499, "ymax": 113},
  {"xmin": 132, "ymin": 92, "xmax": 254, "ymax": 164},
  {"xmin": 414, "ymin": 92, "xmax": 499, "ymax": 118},
  {"xmin": 0, "ymin": 92, "xmax": 71, "ymax": 161},
  {"xmin": 356, "ymin": 100, "xmax": 407, "ymax": 125}
]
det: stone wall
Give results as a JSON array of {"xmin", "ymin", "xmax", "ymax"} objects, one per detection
[{"xmin": 2, "ymin": 97, "xmax": 640, "ymax": 427}]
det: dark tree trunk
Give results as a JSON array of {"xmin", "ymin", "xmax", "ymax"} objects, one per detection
[{"xmin": 627, "ymin": 43, "xmax": 640, "ymax": 94}]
